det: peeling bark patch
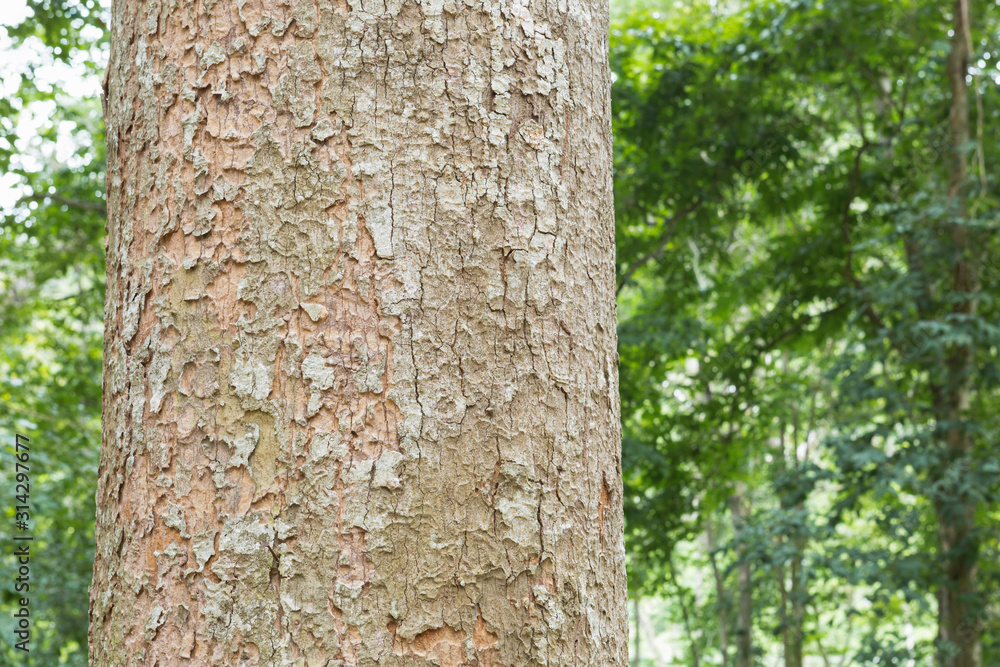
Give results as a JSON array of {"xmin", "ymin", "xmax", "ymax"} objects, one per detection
[
  {"xmin": 598, "ymin": 473, "xmax": 610, "ymax": 544},
  {"xmin": 392, "ymin": 623, "xmax": 468, "ymax": 666}
]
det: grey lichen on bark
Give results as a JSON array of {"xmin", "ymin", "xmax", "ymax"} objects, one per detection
[{"xmin": 92, "ymin": 0, "xmax": 627, "ymax": 665}]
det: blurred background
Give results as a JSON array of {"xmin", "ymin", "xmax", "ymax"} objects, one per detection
[{"xmin": 1, "ymin": 0, "xmax": 999, "ymax": 664}]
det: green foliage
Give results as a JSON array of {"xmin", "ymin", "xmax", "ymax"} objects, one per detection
[
  {"xmin": 614, "ymin": 0, "xmax": 1000, "ymax": 663},
  {"xmin": 0, "ymin": 1, "xmax": 106, "ymax": 663}
]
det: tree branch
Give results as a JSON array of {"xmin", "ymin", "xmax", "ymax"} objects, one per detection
[
  {"xmin": 20, "ymin": 193, "xmax": 107, "ymax": 214},
  {"xmin": 617, "ymin": 198, "xmax": 702, "ymax": 295}
]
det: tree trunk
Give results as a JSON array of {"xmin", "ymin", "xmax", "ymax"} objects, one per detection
[
  {"xmin": 783, "ymin": 384, "xmax": 805, "ymax": 667},
  {"xmin": 730, "ymin": 488, "xmax": 753, "ymax": 667},
  {"xmin": 669, "ymin": 558, "xmax": 701, "ymax": 667},
  {"xmin": 937, "ymin": 1, "xmax": 981, "ymax": 666},
  {"xmin": 786, "ymin": 548, "xmax": 804, "ymax": 667},
  {"xmin": 90, "ymin": 1, "xmax": 627, "ymax": 665},
  {"xmin": 639, "ymin": 601, "xmax": 666, "ymax": 666},
  {"xmin": 632, "ymin": 598, "xmax": 641, "ymax": 667},
  {"xmin": 706, "ymin": 516, "xmax": 730, "ymax": 667}
]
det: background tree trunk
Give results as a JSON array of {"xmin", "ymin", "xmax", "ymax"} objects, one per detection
[
  {"xmin": 937, "ymin": 1, "xmax": 981, "ymax": 666},
  {"xmin": 632, "ymin": 598, "xmax": 641, "ymax": 667},
  {"xmin": 707, "ymin": 517, "xmax": 730, "ymax": 667},
  {"xmin": 669, "ymin": 558, "xmax": 701, "ymax": 667},
  {"xmin": 90, "ymin": 0, "xmax": 627, "ymax": 665},
  {"xmin": 783, "ymin": 385, "xmax": 805, "ymax": 667},
  {"xmin": 730, "ymin": 487, "xmax": 753, "ymax": 667}
]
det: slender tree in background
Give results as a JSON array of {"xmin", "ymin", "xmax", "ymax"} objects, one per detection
[
  {"xmin": 89, "ymin": 0, "xmax": 627, "ymax": 664},
  {"xmin": 936, "ymin": 1, "xmax": 980, "ymax": 664},
  {"xmin": 730, "ymin": 486, "xmax": 753, "ymax": 667}
]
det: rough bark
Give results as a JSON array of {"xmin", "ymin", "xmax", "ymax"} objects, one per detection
[
  {"xmin": 936, "ymin": 1, "xmax": 981, "ymax": 665},
  {"xmin": 90, "ymin": 1, "xmax": 627, "ymax": 665}
]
